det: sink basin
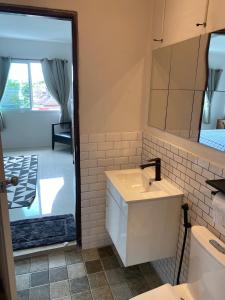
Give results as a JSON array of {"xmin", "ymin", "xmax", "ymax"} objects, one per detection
[
  {"xmin": 115, "ymin": 172, "xmax": 160, "ymax": 193},
  {"xmin": 105, "ymin": 168, "xmax": 183, "ymax": 203}
]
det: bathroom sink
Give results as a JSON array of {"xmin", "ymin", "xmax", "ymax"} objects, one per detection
[
  {"xmin": 115, "ymin": 172, "xmax": 160, "ymax": 193},
  {"xmin": 105, "ymin": 168, "xmax": 183, "ymax": 203},
  {"xmin": 105, "ymin": 167, "xmax": 184, "ymax": 266}
]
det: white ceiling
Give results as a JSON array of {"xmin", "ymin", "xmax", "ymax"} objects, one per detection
[{"xmin": 0, "ymin": 13, "xmax": 72, "ymax": 43}]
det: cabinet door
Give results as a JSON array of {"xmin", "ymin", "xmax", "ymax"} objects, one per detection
[
  {"xmin": 206, "ymin": 0, "xmax": 225, "ymax": 33},
  {"xmin": 163, "ymin": 0, "xmax": 208, "ymax": 47},
  {"xmin": 105, "ymin": 191, "xmax": 127, "ymax": 263},
  {"xmin": 152, "ymin": 0, "xmax": 166, "ymax": 50}
]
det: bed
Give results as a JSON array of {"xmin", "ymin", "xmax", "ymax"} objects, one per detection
[{"xmin": 199, "ymin": 129, "xmax": 225, "ymax": 151}]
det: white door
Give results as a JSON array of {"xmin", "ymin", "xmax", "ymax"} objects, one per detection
[{"xmin": 0, "ymin": 135, "xmax": 16, "ymax": 300}]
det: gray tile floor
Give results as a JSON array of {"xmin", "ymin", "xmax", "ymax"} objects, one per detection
[{"xmin": 15, "ymin": 246, "xmax": 162, "ymax": 300}]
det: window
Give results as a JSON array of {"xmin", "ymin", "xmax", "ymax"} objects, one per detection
[{"xmin": 1, "ymin": 61, "xmax": 59, "ymax": 111}]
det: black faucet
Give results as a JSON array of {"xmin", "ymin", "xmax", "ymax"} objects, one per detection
[{"xmin": 140, "ymin": 158, "xmax": 161, "ymax": 181}]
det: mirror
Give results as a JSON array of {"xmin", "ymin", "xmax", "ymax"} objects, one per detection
[
  {"xmin": 199, "ymin": 33, "xmax": 225, "ymax": 151},
  {"xmin": 148, "ymin": 32, "xmax": 225, "ymax": 151}
]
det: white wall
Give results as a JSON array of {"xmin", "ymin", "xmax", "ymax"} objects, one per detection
[
  {"xmin": 0, "ymin": 37, "xmax": 72, "ymax": 149},
  {"xmin": 0, "ymin": 0, "xmax": 153, "ymax": 135},
  {"xmin": 0, "ymin": 0, "xmax": 154, "ymax": 249},
  {"xmin": 2, "ymin": 110, "xmax": 59, "ymax": 149}
]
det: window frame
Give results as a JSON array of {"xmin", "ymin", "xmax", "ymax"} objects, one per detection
[{"xmin": 1, "ymin": 59, "xmax": 60, "ymax": 112}]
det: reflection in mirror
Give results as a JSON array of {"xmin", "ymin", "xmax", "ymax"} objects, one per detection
[
  {"xmin": 199, "ymin": 33, "xmax": 225, "ymax": 151},
  {"xmin": 165, "ymin": 90, "xmax": 194, "ymax": 139},
  {"xmin": 169, "ymin": 37, "xmax": 199, "ymax": 90},
  {"xmin": 190, "ymin": 91, "xmax": 204, "ymax": 142},
  {"xmin": 148, "ymin": 32, "xmax": 225, "ymax": 152},
  {"xmin": 148, "ymin": 90, "xmax": 168, "ymax": 130},
  {"xmin": 151, "ymin": 47, "xmax": 171, "ymax": 89}
]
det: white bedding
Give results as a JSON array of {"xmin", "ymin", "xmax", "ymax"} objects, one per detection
[{"xmin": 199, "ymin": 129, "xmax": 225, "ymax": 151}]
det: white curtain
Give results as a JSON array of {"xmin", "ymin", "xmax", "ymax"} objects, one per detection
[
  {"xmin": 41, "ymin": 59, "xmax": 70, "ymax": 123},
  {"xmin": 0, "ymin": 57, "xmax": 11, "ymax": 131}
]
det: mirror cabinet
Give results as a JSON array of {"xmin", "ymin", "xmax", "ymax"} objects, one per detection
[{"xmin": 148, "ymin": 31, "xmax": 225, "ymax": 152}]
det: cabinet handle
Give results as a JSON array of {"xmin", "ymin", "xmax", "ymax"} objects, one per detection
[
  {"xmin": 153, "ymin": 38, "xmax": 163, "ymax": 42},
  {"xmin": 196, "ymin": 22, "xmax": 206, "ymax": 27}
]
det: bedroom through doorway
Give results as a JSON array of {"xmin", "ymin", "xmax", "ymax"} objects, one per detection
[{"xmin": 0, "ymin": 11, "xmax": 79, "ymax": 254}]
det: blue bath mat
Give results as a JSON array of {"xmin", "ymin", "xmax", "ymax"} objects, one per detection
[{"xmin": 11, "ymin": 214, "xmax": 76, "ymax": 251}]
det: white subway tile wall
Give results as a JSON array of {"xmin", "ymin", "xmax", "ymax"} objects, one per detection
[
  {"xmin": 80, "ymin": 131, "xmax": 142, "ymax": 249},
  {"xmin": 142, "ymin": 130, "xmax": 225, "ymax": 284},
  {"xmin": 80, "ymin": 129, "xmax": 225, "ymax": 285}
]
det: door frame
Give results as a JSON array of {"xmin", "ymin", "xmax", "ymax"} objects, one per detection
[{"xmin": 0, "ymin": 3, "xmax": 82, "ymax": 246}]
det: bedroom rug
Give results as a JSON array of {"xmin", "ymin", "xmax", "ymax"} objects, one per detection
[
  {"xmin": 11, "ymin": 214, "xmax": 76, "ymax": 251},
  {"xmin": 4, "ymin": 155, "xmax": 38, "ymax": 209}
]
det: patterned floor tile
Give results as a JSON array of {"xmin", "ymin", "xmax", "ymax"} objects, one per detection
[
  {"xmin": 146, "ymin": 274, "xmax": 163, "ymax": 290},
  {"xmin": 91, "ymin": 286, "xmax": 113, "ymax": 300},
  {"xmin": 30, "ymin": 255, "xmax": 49, "ymax": 272},
  {"xmin": 67, "ymin": 263, "xmax": 86, "ymax": 279},
  {"xmin": 123, "ymin": 266, "xmax": 143, "ymax": 281},
  {"xmin": 105, "ymin": 268, "xmax": 126, "ymax": 286},
  {"xmin": 17, "ymin": 289, "xmax": 29, "ymax": 300},
  {"xmin": 97, "ymin": 246, "xmax": 114, "ymax": 259},
  {"xmin": 30, "ymin": 270, "xmax": 49, "ymax": 287},
  {"xmin": 16, "ymin": 274, "xmax": 30, "ymax": 291},
  {"xmin": 70, "ymin": 276, "xmax": 90, "ymax": 294},
  {"xmin": 138, "ymin": 263, "xmax": 156, "ymax": 275},
  {"xmin": 65, "ymin": 250, "xmax": 82, "ymax": 265},
  {"xmin": 88, "ymin": 272, "xmax": 108, "ymax": 289},
  {"xmin": 71, "ymin": 291, "xmax": 93, "ymax": 300},
  {"xmin": 14, "ymin": 248, "xmax": 164, "ymax": 300},
  {"xmin": 101, "ymin": 256, "xmax": 120, "ymax": 270},
  {"xmin": 127, "ymin": 276, "xmax": 149, "ymax": 296},
  {"xmin": 85, "ymin": 260, "xmax": 103, "ymax": 274},
  {"xmin": 50, "ymin": 280, "xmax": 70, "ymax": 299},
  {"xmin": 82, "ymin": 249, "xmax": 99, "ymax": 262},
  {"xmin": 49, "ymin": 252, "xmax": 66, "ymax": 269},
  {"xmin": 50, "ymin": 267, "xmax": 68, "ymax": 283},
  {"xmin": 110, "ymin": 283, "xmax": 132, "ymax": 300},
  {"xmin": 29, "ymin": 284, "xmax": 50, "ymax": 300},
  {"xmin": 15, "ymin": 259, "xmax": 31, "ymax": 275}
]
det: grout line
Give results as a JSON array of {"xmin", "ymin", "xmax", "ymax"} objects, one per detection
[{"xmin": 17, "ymin": 246, "xmax": 162, "ymax": 299}]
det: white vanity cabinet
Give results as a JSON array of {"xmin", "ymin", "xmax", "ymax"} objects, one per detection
[{"xmin": 105, "ymin": 169, "xmax": 183, "ymax": 267}]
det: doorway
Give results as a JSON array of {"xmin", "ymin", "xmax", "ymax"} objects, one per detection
[{"xmin": 0, "ymin": 4, "xmax": 81, "ymax": 299}]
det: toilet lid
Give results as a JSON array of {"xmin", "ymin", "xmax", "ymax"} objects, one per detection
[{"xmin": 130, "ymin": 284, "xmax": 179, "ymax": 300}]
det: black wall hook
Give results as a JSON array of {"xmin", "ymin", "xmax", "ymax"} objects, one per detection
[
  {"xmin": 196, "ymin": 22, "xmax": 206, "ymax": 27},
  {"xmin": 153, "ymin": 38, "xmax": 163, "ymax": 42}
]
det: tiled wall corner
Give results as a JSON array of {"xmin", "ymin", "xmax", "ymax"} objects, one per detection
[
  {"xmin": 80, "ymin": 131, "xmax": 142, "ymax": 249},
  {"xmin": 142, "ymin": 130, "xmax": 225, "ymax": 284}
]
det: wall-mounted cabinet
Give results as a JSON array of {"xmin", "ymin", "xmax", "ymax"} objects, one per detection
[
  {"xmin": 206, "ymin": 0, "xmax": 225, "ymax": 33},
  {"xmin": 163, "ymin": 0, "xmax": 208, "ymax": 47},
  {"xmin": 152, "ymin": 0, "xmax": 166, "ymax": 50},
  {"xmin": 152, "ymin": 0, "xmax": 209, "ymax": 49}
]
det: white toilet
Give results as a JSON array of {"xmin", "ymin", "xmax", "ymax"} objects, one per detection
[{"xmin": 131, "ymin": 225, "xmax": 225, "ymax": 300}]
